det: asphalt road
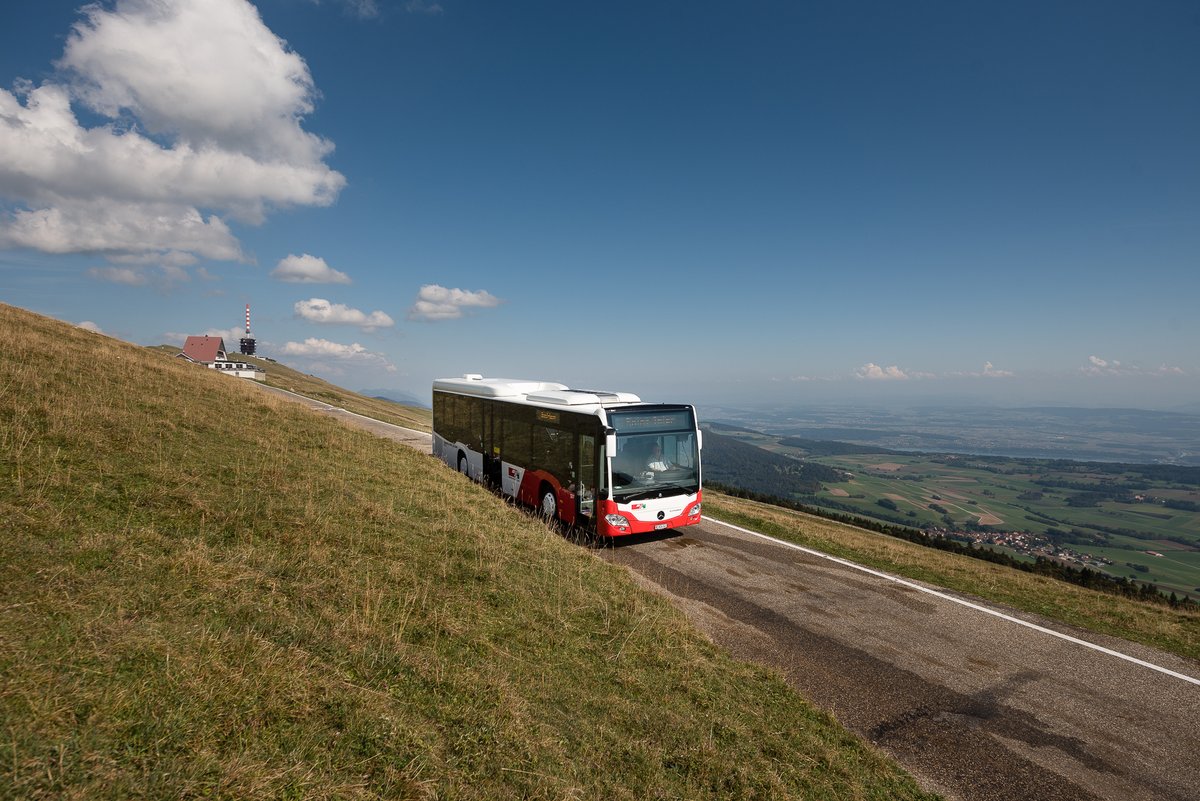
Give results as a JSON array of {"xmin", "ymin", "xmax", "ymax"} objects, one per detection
[
  {"xmin": 253, "ymin": 383, "xmax": 1200, "ymax": 800},
  {"xmin": 253, "ymin": 382, "xmax": 433, "ymax": 450},
  {"xmin": 600, "ymin": 520, "xmax": 1200, "ymax": 801}
]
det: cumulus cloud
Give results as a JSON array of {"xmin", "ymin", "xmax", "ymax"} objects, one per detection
[
  {"xmin": 76, "ymin": 320, "xmax": 104, "ymax": 333},
  {"xmin": 279, "ymin": 337, "xmax": 396, "ymax": 371},
  {"xmin": 947, "ymin": 361, "xmax": 1015, "ymax": 378},
  {"xmin": 856, "ymin": 363, "xmax": 912, "ymax": 381},
  {"xmin": 271, "ymin": 253, "xmax": 351, "ymax": 284},
  {"xmin": 1081, "ymin": 356, "xmax": 1185, "ymax": 377},
  {"xmin": 88, "ymin": 255, "xmax": 196, "ymax": 287},
  {"xmin": 407, "ymin": 284, "xmax": 503, "ymax": 321},
  {"xmin": 295, "ymin": 298, "xmax": 394, "ymax": 330},
  {"xmin": 0, "ymin": 0, "xmax": 344, "ymax": 265}
]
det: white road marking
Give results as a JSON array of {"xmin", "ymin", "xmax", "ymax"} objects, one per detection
[{"xmin": 707, "ymin": 516, "xmax": 1200, "ymax": 687}]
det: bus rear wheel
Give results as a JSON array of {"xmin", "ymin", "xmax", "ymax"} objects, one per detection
[{"xmin": 539, "ymin": 487, "xmax": 558, "ymax": 521}]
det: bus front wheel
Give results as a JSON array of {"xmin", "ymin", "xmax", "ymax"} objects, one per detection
[{"xmin": 539, "ymin": 486, "xmax": 558, "ymax": 521}]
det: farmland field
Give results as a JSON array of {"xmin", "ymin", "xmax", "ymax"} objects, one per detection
[{"xmin": 706, "ymin": 427, "xmax": 1200, "ymax": 596}]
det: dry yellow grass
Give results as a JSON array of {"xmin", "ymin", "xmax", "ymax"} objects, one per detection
[{"xmin": 148, "ymin": 344, "xmax": 432, "ymax": 431}]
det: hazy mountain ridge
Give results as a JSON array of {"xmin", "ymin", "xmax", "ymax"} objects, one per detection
[
  {"xmin": 359, "ymin": 387, "xmax": 430, "ymax": 408},
  {"xmin": 704, "ymin": 404, "xmax": 1200, "ymax": 465}
]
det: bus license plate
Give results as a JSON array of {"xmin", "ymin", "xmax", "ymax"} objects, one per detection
[{"xmin": 654, "ymin": 523, "xmax": 668, "ymax": 530}]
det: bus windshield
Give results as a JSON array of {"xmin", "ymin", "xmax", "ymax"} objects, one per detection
[{"xmin": 608, "ymin": 408, "xmax": 700, "ymax": 503}]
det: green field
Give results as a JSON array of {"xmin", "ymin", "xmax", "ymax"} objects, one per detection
[{"xmin": 720, "ymin": 432, "xmax": 1200, "ymax": 596}]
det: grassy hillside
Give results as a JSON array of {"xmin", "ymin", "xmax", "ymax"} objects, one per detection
[
  {"xmin": 1, "ymin": 303, "xmax": 935, "ymax": 800},
  {"xmin": 701, "ymin": 429, "xmax": 842, "ymax": 497},
  {"xmin": 150, "ymin": 344, "xmax": 432, "ymax": 432}
]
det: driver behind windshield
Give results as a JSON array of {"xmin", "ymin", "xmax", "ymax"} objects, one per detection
[{"xmin": 645, "ymin": 442, "xmax": 671, "ymax": 472}]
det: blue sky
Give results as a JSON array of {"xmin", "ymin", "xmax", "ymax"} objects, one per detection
[{"xmin": 2, "ymin": 0, "xmax": 1197, "ymax": 409}]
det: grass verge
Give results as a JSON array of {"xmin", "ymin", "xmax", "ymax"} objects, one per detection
[{"xmin": 3, "ymin": 303, "xmax": 934, "ymax": 799}]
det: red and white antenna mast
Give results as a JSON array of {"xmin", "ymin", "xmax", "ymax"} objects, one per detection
[{"xmin": 239, "ymin": 303, "xmax": 257, "ymax": 356}]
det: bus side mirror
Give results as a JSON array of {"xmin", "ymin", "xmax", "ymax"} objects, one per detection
[
  {"xmin": 696, "ymin": 430, "xmax": 703, "ymax": 450},
  {"xmin": 605, "ymin": 429, "xmax": 617, "ymax": 455}
]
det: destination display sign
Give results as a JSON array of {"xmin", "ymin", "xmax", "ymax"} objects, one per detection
[{"xmin": 609, "ymin": 409, "xmax": 692, "ymax": 432}]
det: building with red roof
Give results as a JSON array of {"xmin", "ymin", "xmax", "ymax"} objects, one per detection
[{"xmin": 177, "ymin": 335, "xmax": 265, "ymax": 381}]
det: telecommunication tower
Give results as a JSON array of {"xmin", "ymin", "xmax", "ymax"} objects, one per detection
[{"xmin": 239, "ymin": 303, "xmax": 257, "ymax": 355}]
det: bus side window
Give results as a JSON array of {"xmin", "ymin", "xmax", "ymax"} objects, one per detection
[
  {"xmin": 468, "ymin": 397, "xmax": 484, "ymax": 451},
  {"xmin": 533, "ymin": 424, "xmax": 572, "ymax": 479},
  {"xmin": 502, "ymin": 417, "xmax": 530, "ymax": 466}
]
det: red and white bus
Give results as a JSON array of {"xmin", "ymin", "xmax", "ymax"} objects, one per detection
[{"xmin": 432, "ymin": 375, "xmax": 702, "ymax": 537}]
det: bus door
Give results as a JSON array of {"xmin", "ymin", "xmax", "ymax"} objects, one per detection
[{"xmin": 577, "ymin": 433, "xmax": 597, "ymax": 523}]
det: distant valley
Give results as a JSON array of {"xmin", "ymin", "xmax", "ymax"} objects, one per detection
[{"xmin": 702, "ymin": 423, "xmax": 1200, "ymax": 597}]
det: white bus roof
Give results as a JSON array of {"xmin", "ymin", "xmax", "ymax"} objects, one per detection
[{"xmin": 433, "ymin": 375, "xmax": 642, "ymax": 410}]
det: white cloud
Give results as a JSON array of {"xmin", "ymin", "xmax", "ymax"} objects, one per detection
[
  {"xmin": 407, "ymin": 284, "xmax": 503, "ymax": 321},
  {"xmin": 77, "ymin": 320, "xmax": 104, "ymax": 333},
  {"xmin": 1082, "ymin": 355, "xmax": 1126, "ymax": 376},
  {"xmin": 3, "ymin": 196, "xmax": 244, "ymax": 261},
  {"xmin": 856, "ymin": 363, "xmax": 911, "ymax": 381},
  {"xmin": 271, "ymin": 253, "xmax": 351, "ymax": 284},
  {"xmin": 280, "ymin": 337, "xmax": 396, "ymax": 371},
  {"xmin": 60, "ymin": 0, "xmax": 330, "ymax": 166},
  {"xmin": 1081, "ymin": 356, "xmax": 1185, "ymax": 377},
  {"xmin": 947, "ymin": 361, "xmax": 1015, "ymax": 378},
  {"xmin": 87, "ymin": 257, "xmax": 195, "ymax": 287},
  {"xmin": 0, "ymin": 0, "xmax": 344, "ymax": 262},
  {"xmin": 295, "ymin": 297, "xmax": 394, "ymax": 330},
  {"xmin": 207, "ymin": 326, "xmax": 248, "ymax": 343}
]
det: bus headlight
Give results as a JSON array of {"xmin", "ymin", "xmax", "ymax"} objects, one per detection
[
  {"xmin": 605, "ymin": 514, "xmax": 630, "ymax": 529},
  {"xmin": 688, "ymin": 503, "xmax": 702, "ymax": 517}
]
